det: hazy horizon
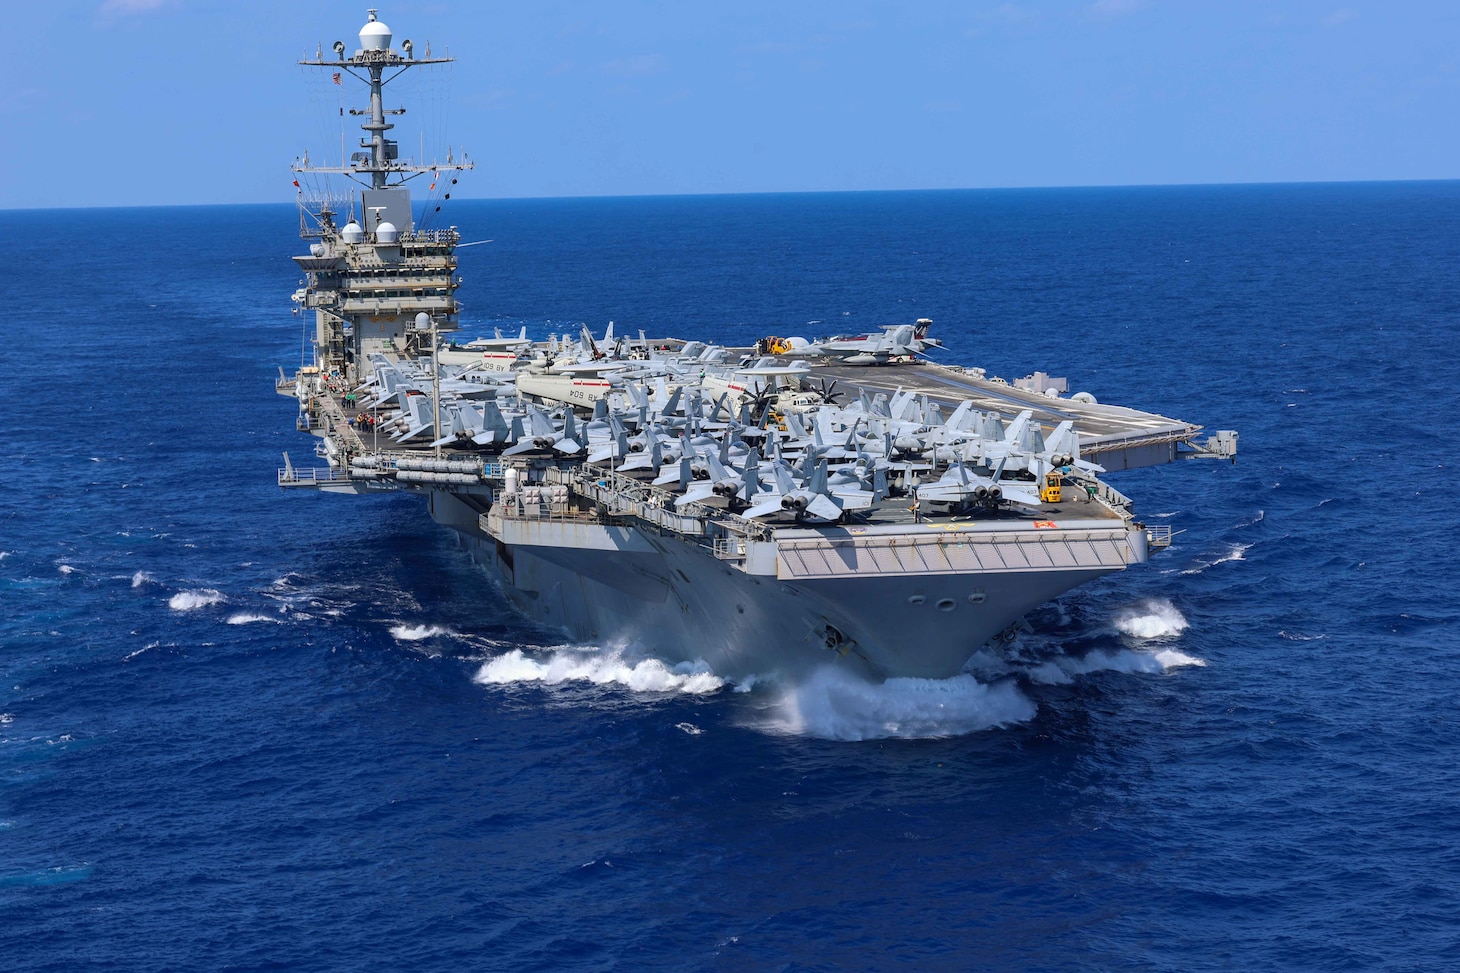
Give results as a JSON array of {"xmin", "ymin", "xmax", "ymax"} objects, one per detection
[{"xmin": 6, "ymin": 176, "xmax": 1459, "ymax": 214}]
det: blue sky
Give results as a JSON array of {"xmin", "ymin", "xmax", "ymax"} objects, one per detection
[{"xmin": 1, "ymin": 1, "xmax": 1456, "ymax": 209}]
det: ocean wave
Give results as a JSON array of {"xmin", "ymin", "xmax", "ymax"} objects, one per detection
[
  {"xmin": 1152, "ymin": 648, "xmax": 1206, "ymax": 669},
  {"xmin": 168, "ymin": 589, "xmax": 226, "ymax": 611},
  {"xmin": 475, "ymin": 648, "xmax": 726, "ymax": 694},
  {"xmin": 57, "ymin": 564, "xmax": 77, "ymax": 576},
  {"xmin": 675, "ymin": 722, "xmax": 704, "ymax": 735},
  {"xmin": 1179, "ymin": 541, "xmax": 1253, "ymax": 575},
  {"xmin": 765, "ymin": 666, "xmax": 1035, "ymax": 741},
  {"xmin": 226, "ymin": 613, "xmax": 281, "ymax": 626},
  {"xmin": 124, "ymin": 641, "xmax": 166, "ymax": 662},
  {"xmin": 389, "ymin": 623, "xmax": 459, "ymax": 641},
  {"xmin": 0, "ymin": 864, "xmax": 92, "ymax": 888},
  {"xmin": 1113, "ymin": 599, "xmax": 1190, "ymax": 639},
  {"xmin": 1028, "ymin": 645, "xmax": 1206, "ymax": 683},
  {"xmin": 131, "ymin": 571, "xmax": 155, "ymax": 588},
  {"xmin": 1278, "ymin": 630, "xmax": 1327, "ymax": 641}
]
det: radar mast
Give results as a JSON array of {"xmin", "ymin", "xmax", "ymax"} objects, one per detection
[{"xmin": 294, "ymin": 9, "xmax": 473, "ymax": 192}]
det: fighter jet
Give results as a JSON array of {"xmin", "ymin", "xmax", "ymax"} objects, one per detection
[
  {"xmin": 915, "ymin": 456, "xmax": 1043, "ymax": 509},
  {"xmin": 802, "ymin": 321, "xmax": 940, "ymax": 366},
  {"xmin": 742, "ymin": 460, "xmax": 846, "ymax": 523}
]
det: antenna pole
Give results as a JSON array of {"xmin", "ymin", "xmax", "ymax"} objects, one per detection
[
  {"xmin": 366, "ymin": 58, "xmax": 390, "ymax": 189},
  {"xmin": 294, "ymin": 10, "xmax": 472, "ymax": 187},
  {"xmin": 431, "ymin": 315, "xmax": 442, "ymax": 458}
]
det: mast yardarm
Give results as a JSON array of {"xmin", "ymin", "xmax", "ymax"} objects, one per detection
[{"xmin": 294, "ymin": 9, "xmax": 473, "ymax": 189}]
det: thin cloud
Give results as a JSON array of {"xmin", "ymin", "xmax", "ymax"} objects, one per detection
[
  {"xmin": 739, "ymin": 40, "xmax": 801, "ymax": 56},
  {"xmin": 980, "ymin": 3, "xmax": 1035, "ymax": 24},
  {"xmin": 0, "ymin": 87, "xmax": 45, "ymax": 117},
  {"xmin": 602, "ymin": 54, "xmax": 668, "ymax": 78},
  {"xmin": 1087, "ymin": 0, "xmax": 1151, "ymax": 19},
  {"xmin": 966, "ymin": 4, "xmax": 1041, "ymax": 38},
  {"xmin": 98, "ymin": 0, "xmax": 172, "ymax": 14},
  {"xmin": 1322, "ymin": 9, "xmax": 1358, "ymax": 28}
]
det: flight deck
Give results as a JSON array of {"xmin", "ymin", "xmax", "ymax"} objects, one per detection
[{"xmin": 753, "ymin": 357, "xmax": 1221, "ymax": 472}]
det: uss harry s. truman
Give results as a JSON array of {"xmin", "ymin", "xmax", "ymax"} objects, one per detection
[{"xmin": 277, "ymin": 10, "xmax": 1239, "ymax": 682}]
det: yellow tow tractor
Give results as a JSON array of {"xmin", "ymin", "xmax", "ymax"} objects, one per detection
[
  {"xmin": 1040, "ymin": 471, "xmax": 1063, "ymax": 504},
  {"xmin": 756, "ymin": 336, "xmax": 797, "ymax": 356}
]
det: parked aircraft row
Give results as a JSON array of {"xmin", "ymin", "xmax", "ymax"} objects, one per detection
[{"xmin": 334, "ymin": 328, "xmax": 1097, "ymax": 522}]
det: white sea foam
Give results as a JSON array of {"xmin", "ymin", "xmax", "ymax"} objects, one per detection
[
  {"xmin": 168, "ymin": 589, "xmax": 226, "ymax": 611},
  {"xmin": 765, "ymin": 666, "xmax": 1035, "ymax": 741},
  {"xmin": 124, "ymin": 642, "xmax": 162, "ymax": 661},
  {"xmin": 1113, "ymin": 599, "xmax": 1190, "ymax": 639},
  {"xmin": 1279, "ymin": 630, "xmax": 1327, "ymax": 642},
  {"xmin": 1025, "ymin": 647, "xmax": 1205, "ymax": 685},
  {"xmin": 57, "ymin": 564, "xmax": 76, "ymax": 575},
  {"xmin": 675, "ymin": 722, "xmax": 704, "ymax": 735},
  {"xmin": 131, "ymin": 571, "xmax": 154, "ymax": 588},
  {"xmin": 389, "ymin": 623, "xmax": 457, "ymax": 641},
  {"xmin": 1181, "ymin": 541, "xmax": 1252, "ymax": 575},
  {"xmin": 1152, "ymin": 648, "xmax": 1206, "ymax": 669},
  {"xmin": 226, "ymin": 613, "xmax": 280, "ymax": 626},
  {"xmin": 475, "ymin": 648, "xmax": 726, "ymax": 694},
  {"xmin": 0, "ymin": 713, "xmax": 13, "ymax": 725}
]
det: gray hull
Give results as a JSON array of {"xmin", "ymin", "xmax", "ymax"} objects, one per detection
[{"xmin": 430, "ymin": 490, "xmax": 1130, "ymax": 681}]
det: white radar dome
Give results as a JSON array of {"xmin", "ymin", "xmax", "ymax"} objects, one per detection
[
  {"xmin": 340, "ymin": 221, "xmax": 364, "ymax": 243},
  {"xmin": 360, "ymin": 12, "xmax": 392, "ymax": 51},
  {"xmin": 375, "ymin": 221, "xmax": 399, "ymax": 243}
]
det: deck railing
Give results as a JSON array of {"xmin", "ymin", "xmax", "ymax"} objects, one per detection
[{"xmin": 278, "ymin": 466, "xmax": 352, "ymax": 487}]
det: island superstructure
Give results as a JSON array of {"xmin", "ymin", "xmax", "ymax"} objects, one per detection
[
  {"xmin": 279, "ymin": 11, "xmax": 1239, "ymax": 681},
  {"xmin": 289, "ymin": 9, "xmax": 472, "ymax": 372}
]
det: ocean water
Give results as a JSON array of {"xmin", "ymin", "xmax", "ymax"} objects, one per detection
[{"xmin": 2, "ymin": 183, "xmax": 1459, "ymax": 971}]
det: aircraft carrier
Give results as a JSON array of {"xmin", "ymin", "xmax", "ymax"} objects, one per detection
[{"xmin": 278, "ymin": 11, "xmax": 1239, "ymax": 682}]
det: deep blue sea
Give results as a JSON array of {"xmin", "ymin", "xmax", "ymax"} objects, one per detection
[{"xmin": 3, "ymin": 184, "xmax": 1459, "ymax": 971}]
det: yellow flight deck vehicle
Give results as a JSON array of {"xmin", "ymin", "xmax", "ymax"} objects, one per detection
[
  {"xmin": 1040, "ymin": 471, "xmax": 1063, "ymax": 503},
  {"xmin": 756, "ymin": 336, "xmax": 798, "ymax": 356}
]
